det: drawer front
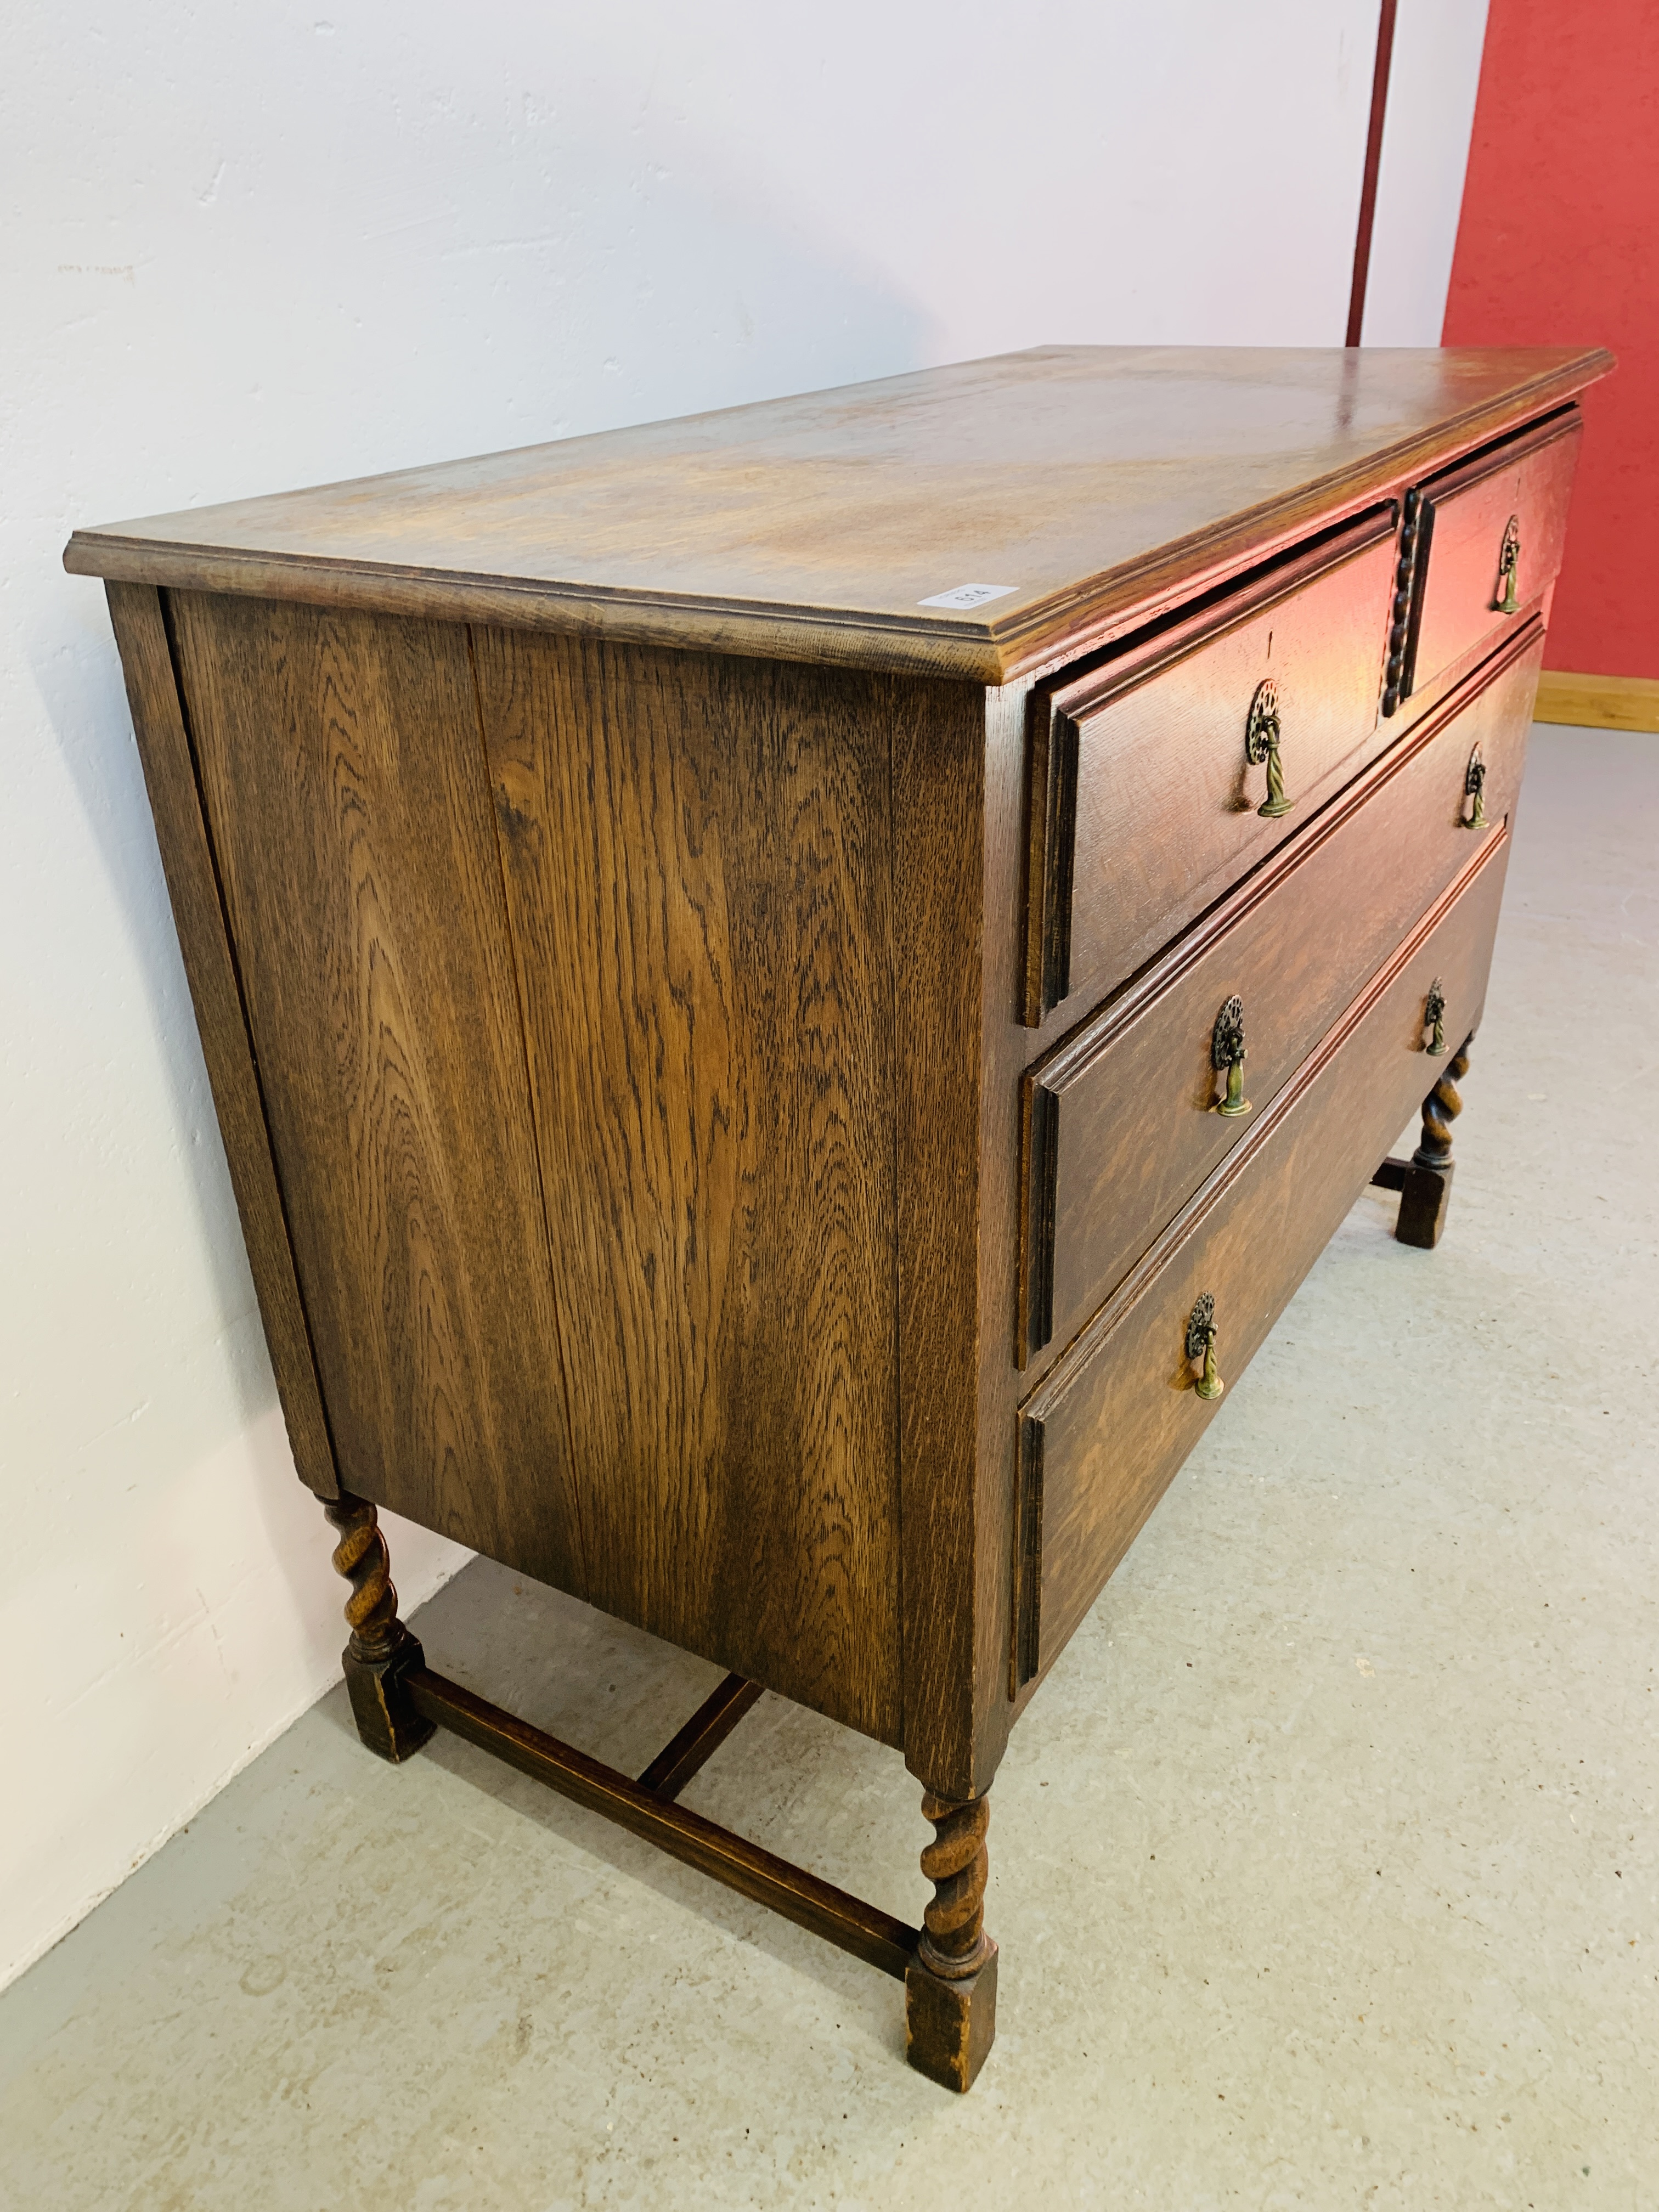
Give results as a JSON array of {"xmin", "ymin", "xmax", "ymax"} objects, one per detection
[
  {"xmin": 1019, "ymin": 622, "xmax": 1543, "ymax": 1363},
  {"xmin": 1397, "ymin": 410, "xmax": 1581, "ymax": 710},
  {"xmin": 1024, "ymin": 513, "xmax": 1397, "ymax": 1024},
  {"xmin": 1013, "ymin": 826, "xmax": 1511, "ymax": 1687}
]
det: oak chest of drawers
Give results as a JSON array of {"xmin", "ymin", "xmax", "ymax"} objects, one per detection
[{"xmin": 69, "ymin": 343, "xmax": 1609, "ymax": 2090}]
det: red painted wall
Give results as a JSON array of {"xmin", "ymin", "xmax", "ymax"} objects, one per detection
[{"xmin": 1442, "ymin": 1, "xmax": 1658, "ymax": 678}]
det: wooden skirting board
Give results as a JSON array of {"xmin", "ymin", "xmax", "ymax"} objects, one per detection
[{"xmin": 1535, "ymin": 670, "xmax": 1659, "ymax": 732}]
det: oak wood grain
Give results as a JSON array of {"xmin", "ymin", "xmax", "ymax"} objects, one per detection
[
  {"xmin": 472, "ymin": 630, "xmax": 902, "ymax": 1742},
  {"xmin": 1029, "ymin": 528, "xmax": 1399, "ymax": 1022},
  {"xmin": 1020, "ymin": 623, "xmax": 1545, "ymax": 1364},
  {"xmin": 890, "ymin": 675, "xmax": 1006, "ymax": 1796},
  {"xmin": 103, "ymin": 582, "xmax": 341, "ymax": 1499},
  {"xmin": 1015, "ymin": 827, "xmax": 1512, "ymax": 1685},
  {"xmin": 168, "ymin": 592, "xmax": 585, "ymax": 1587},
  {"xmin": 65, "ymin": 348, "xmax": 1612, "ymax": 686},
  {"xmin": 1406, "ymin": 412, "xmax": 1582, "ymax": 703},
  {"xmin": 1022, "ymin": 505, "xmax": 1397, "ymax": 1024}
]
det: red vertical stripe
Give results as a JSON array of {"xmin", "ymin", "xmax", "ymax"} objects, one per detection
[{"xmin": 1443, "ymin": 2, "xmax": 1658, "ymax": 679}]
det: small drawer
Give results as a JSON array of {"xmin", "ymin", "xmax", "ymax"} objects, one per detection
[
  {"xmin": 1391, "ymin": 409, "xmax": 1581, "ymax": 713},
  {"xmin": 1012, "ymin": 826, "xmax": 1510, "ymax": 1688},
  {"xmin": 1023, "ymin": 509, "xmax": 1397, "ymax": 1025},
  {"xmin": 1018, "ymin": 623, "xmax": 1543, "ymax": 1363}
]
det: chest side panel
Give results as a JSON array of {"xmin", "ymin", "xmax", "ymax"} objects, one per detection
[
  {"xmin": 169, "ymin": 591, "xmax": 585, "ymax": 1592},
  {"xmin": 472, "ymin": 630, "xmax": 902, "ymax": 1743}
]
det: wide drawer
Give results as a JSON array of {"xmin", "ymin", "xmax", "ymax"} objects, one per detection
[
  {"xmin": 1018, "ymin": 622, "xmax": 1543, "ymax": 1363},
  {"xmin": 1392, "ymin": 409, "xmax": 1581, "ymax": 713},
  {"xmin": 1012, "ymin": 825, "xmax": 1511, "ymax": 1688},
  {"xmin": 1023, "ymin": 510, "xmax": 1397, "ymax": 1024}
]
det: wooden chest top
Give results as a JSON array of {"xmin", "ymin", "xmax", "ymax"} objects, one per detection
[{"xmin": 64, "ymin": 345, "xmax": 1607, "ymax": 682}]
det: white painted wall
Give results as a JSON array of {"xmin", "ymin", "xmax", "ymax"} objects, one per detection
[
  {"xmin": 1, "ymin": 0, "xmax": 1483, "ymax": 1990},
  {"xmin": 1363, "ymin": 0, "xmax": 1493, "ymax": 345}
]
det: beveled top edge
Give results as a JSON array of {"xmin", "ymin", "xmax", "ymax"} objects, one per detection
[{"xmin": 64, "ymin": 345, "xmax": 1614, "ymax": 684}]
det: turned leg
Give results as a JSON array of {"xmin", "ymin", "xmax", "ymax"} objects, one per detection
[
  {"xmin": 905, "ymin": 1789, "xmax": 997, "ymax": 2092},
  {"xmin": 1396, "ymin": 1032, "xmax": 1472, "ymax": 1249},
  {"xmin": 324, "ymin": 1491, "xmax": 433, "ymax": 1762}
]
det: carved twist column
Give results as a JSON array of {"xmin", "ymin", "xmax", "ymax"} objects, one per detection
[
  {"xmin": 1397, "ymin": 1034, "xmax": 1472, "ymax": 1249},
  {"xmin": 1413, "ymin": 1039, "xmax": 1469, "ymax": 1172},
  {"xmin": 917, "ymin": 1792, "xmax": 992, "ymax": 1978},
  {"xmin": 326, "ymin": 1492, "xmax": 401, "ymax": 1655},
  {"xmin": 324, "ymin": 1491, "xmax": 433, "ymax": 1762},
  {"xmin": 905, "ymin": 1789, "xmax": 998, "ymax": 2092}
]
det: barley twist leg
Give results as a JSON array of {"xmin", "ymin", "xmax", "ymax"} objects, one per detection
[
  {"xmin": 1412, "ymin": 1039, "xmax": 1470, "ymax": 1173},
  {"xmin": 325, "ymin": 1492, "xmax": 402, "ymax": 1658},
  {"xmin": 917, "ymin": 1792, "xmax": 993, "ymax": 1979},
  {"xmin": 323, "ymin": 1491, "xmax": 432, "ymax": 1761},
  {"xmin": 1397, "ymin": 1034, "xmax": 1473, "ymax": 1249},
  {"xmin": 905, "ymin": 1787, "xmax": 998, "ymax": 2091}
]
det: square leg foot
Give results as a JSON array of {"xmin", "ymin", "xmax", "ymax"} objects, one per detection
[
  {"xmin": 1396, "ymin": 1159, "xmax": 1454, "ymax": 1249},
  {"xmin": 905, "ymin": 1944, "xmax": 997, "ymax": 2092},
  {"xmin": 342, "ymin": 1633, "xmax": 434, "ymax": 1763}
]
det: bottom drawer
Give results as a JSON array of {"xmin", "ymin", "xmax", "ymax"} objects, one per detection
[{"xmin": 1013, "ymin": 823, "xmax": 1511, "ymax": 1689}]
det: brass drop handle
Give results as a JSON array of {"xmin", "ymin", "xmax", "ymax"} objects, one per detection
[
  {"xmin": 1496, "ymin": 515, "xmax": 1521, "ymax": 614},
  {"xmin": 1423, "ymin": 977, "xmax": 1448, "ymax": 1057},
  {"xmin": 1187, "ymin": 1293, "xmax": 1224, "ymax": 1401},
  {"xmin": 1211, "ymin": 995, "xmax": 1251, "ymax": 1116},
  {"xmin": 1461, "ymin": 742, "xmax": 1489, "ymax": 831},
  {"xmin": 1245, "ymin": 678, "xmax": 1293, "ymax": 820}
]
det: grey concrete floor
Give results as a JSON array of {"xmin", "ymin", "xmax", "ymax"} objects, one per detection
[{"xmin": 2, "ymin": 726, "xmax": 1655, "ymax": 2211}]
